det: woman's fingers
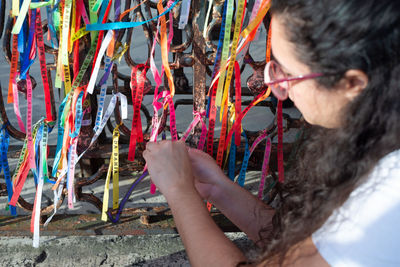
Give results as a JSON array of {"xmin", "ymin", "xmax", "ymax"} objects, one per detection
[{"xmin": 143, "ymin": 140, "xmax": 195, "ymax": 198}]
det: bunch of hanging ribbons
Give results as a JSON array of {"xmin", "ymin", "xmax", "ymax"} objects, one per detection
[{"xmin": 1, "ymin": 0, "xmax": 284, "ymax": 247}]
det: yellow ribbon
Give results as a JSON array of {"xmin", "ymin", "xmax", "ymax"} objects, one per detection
[
  {"xmin": 12, "ymin": 0, "xmax": 20, "ymax": 17},
  {"xmin": 63, "ymin": 65, "xmax": 72, "ymax": 95},
  {"xmin": 220, "ymin": 0, "xmax": 246, "ymax": 120},
  {"xmin": 101, "ymin": 124, "xmax": 121, "ymax": 221},
  {"xmin": 71, "ymin": 27, "xmax": 90, "ymax": 42}
]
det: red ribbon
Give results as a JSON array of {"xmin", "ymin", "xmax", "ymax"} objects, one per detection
[{"xmin": 128, "ymin": 65, "xmax": 148, "ymax": 161}]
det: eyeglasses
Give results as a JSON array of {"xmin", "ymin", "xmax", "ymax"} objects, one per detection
[{"xmin": 264, "ymin": 60, "xmax": 324, "ymax": 100}]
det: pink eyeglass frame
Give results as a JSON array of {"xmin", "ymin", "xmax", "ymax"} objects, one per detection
[{"xmin": 264, "ymin": 60, "xmax": 324, "ymax": 100}]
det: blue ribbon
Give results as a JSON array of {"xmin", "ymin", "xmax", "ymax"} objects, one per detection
[
  {"xmin": 52, "ymin": 94, "xmax": 69, "ymax": 177},
  {"xmin": 237, "ymin": 131, "xmax": 250, "ymax": 187},
  {"xmin": 94, "ymin": 57, "xmax": 113, "ymax": 132},
  {"xmin": 20, "ymin": 8, "xmax": 37, "ymax": 80},
  {"xmin": 52, "ymin": 0, "xmax": 61, "ymax": 11},
  {"xmin": 86, "ymin": 0, "xmax": 181, "ymax": 31},
  {"xmin": 46, "ymin": 4, "xmax": 59, "ymax": 49},
  {"xmin": 17, "ymin": 5, "xmax": 26, "ymax": 54},
  {"xmin": 69, "ymin": 91, "xmax": 84, "ymax": 138},
  {"xmin": 98, "ymin": 0, "xmax": 110, "ymax": 25},
  {"xmin": 99, "ymin": 58, "xmax": 113, "ymax": 87},
  {"xmin": 0, "ymin": 128, "xmax": 17, "ymax": 215}
]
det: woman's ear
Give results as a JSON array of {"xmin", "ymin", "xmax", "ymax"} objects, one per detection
[{"xmin": 341, "ymin": 69, "xmax": 369, "ymax": 101}]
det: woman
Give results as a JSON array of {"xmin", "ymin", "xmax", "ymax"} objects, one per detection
[{"xmin": 143, "ymin": 0, "xmax": 400, "ymax": 265}]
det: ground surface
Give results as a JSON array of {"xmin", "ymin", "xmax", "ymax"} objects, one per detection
[{"xmin": 0, "ymin": 234, "xmax": 258, "ymax": 266}]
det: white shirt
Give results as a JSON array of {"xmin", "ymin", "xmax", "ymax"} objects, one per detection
[{"xmin": 312, "ymin": 149, "xmax": 400, "ymax": 267}]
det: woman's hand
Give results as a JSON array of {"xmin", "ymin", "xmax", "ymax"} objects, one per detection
[
  {"xmin": 187, "ymin": 148, "xmax": 229, "ymax": 202},
  {"xmin": 143, "ymin": 140, "xmax": 195, "ymax": 199},
  {"xmin": 144, "ymin": 141, "xmax": 247, "ymax": 266}
]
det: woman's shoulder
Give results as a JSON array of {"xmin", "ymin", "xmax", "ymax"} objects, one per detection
[
  {"xmin": 353, "ymin": 149, "xmax": 400, "ymax": 198},
  {"xmin": 311, "ymin": 149, "xmax": 400, "ymax": 267},
  {"xmin": 370, "ymin": 149, "xmax": 400, "ymax": 180}
]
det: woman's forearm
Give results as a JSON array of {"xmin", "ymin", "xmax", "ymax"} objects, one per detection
[
  {"xmin": 210, "ymin": 176, "xmax": 275, "ymax": 243},
  {"xmin": 166, "ymin": 187, "xmax": 246, "ymax": 267}
]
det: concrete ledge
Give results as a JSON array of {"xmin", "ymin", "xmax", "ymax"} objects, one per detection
[
  {"xmin": 0, "ymin": 233, "xmax": 258, "ymax": 266},
  {"xmin": 0, "ymin": 212, "xmax": 259, "ymax": 266}
]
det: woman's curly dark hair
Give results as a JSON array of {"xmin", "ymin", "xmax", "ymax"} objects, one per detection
[{"xmin": 258, "ymin": 0, "xmax": 400, "ymax": 264}]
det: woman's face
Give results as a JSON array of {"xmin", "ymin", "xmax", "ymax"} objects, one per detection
[{"xmin": 271, "ymin": 16, "xmax": 351, "ymax": 128}]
